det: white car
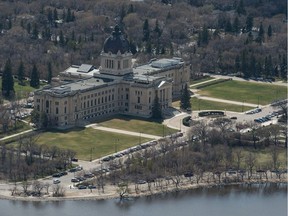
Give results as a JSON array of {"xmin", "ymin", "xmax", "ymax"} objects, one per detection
[{"xmin": 53, "ymin": 179, "xmax": 61, "ymax": 184}]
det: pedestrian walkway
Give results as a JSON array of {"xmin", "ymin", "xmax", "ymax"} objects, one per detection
[
  {"xmin": 0, "ymin": 129, "xmax": 34, "ymax": 141},
  {"xmin": 195, "ymin": 95, "xmax": 258, "ymax": 107},
  {"xmin": 86, "ymin": 124, "xmax": 162, "ymax": 140},
  {"xmin": 189, "ymin": 78, "xmax": 219, "ymax": 88}
]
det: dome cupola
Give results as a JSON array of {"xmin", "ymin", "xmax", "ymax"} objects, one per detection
[{"xmin": 103, "ymin": 25, "xmax": 130, "ymax": 55}]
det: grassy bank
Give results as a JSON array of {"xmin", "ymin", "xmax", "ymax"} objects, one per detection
[
  {"xmin": 173, "ymin": 97, "xmax": 253, "ymax": 112},
  {"xmin": 198, "ymin": 80, "xmax": 287, "ymax": 105}
]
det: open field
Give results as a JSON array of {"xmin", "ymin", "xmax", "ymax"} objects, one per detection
[
  {"xmin": 36, "ymin": 128, "xmax": 151, "ymax": 161},
  {"xmin": 173, "ymin": 97, "xmax": 253, "ymax": 112},
  {"xmin": 198, "ymin": 80, "xmax": 287, "ymax": 105},
  {"xmin": 98, "ymin": 115, "xmax": 178, "ymax": 136}
]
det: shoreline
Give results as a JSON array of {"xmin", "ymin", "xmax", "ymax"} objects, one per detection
[{"xmin": 0, "ymin": 177, "xmax": 286, "ymax": 202}]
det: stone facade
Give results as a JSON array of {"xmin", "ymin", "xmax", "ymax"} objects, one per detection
[{"xmin": 34, "ymin": 26, "xmax": 189, "ymax": 128}]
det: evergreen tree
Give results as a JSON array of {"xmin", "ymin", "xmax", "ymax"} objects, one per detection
[
  {"xmin": 256, "ymin": 22, "xmax": 264, "ymax": 44},
  {"xmin": 255, "ymin": 62, "xmax": 262, "ymax": 78},
  {"xmin": 241, "ymin": 50, "xmax": 249, "ymax": 77},
  {"xmin": 245, "ymin": 15, "xmax": 253, "ymax": 32},
  {"xmin": 232, "ymin": 16, "xmax": 240, "ymax": 34},
  {"xmin": 32, "ymin": 23, "xmax": 38, "ymax": 39},
  {"xmin": 47, "ymin": 8, "xmax": 53, "ymax": 24},
  {"xmin": 180, "ymin": 84, "xmax": 191, "ymax": 110},
  {"xmin": 198, "ymin": 25, "xmax": 209, "ymax": 46},
  {"xmin": 152, "ymin": 94, "xmax": 162, "ymax": 120},
  {"xmin": 280, "ymin": 54, "xmax": 287, "ymax": 80},
  {"xmin": 30, "ymin": 64, "xmax": 40, "ymax": 88},
  {"xmin": 53, "ymin": 8, "xmax": 58, "ymax": 20},
  {"xmin": 142, "ymin": 19, "xmax": 150, "ymax": 42},
  {"xmin": 224, "ymin": 19, "xmax": 233, "ymax": 33},
  {"xmin": 1, "ymin": 59, "xmax": 14, "ymax": 98},
  {"xmin": 267, "ymin": 25, "xmax": 272, "ymax": 38},
  {"xmin": 234, "ymin": 55, "xmax": 241, "ymax": 73},
  {"xmin": 47, "ymin": 62, "xmax": 52, "ymax": 84},
  {"xmin": 154, "ymin": 19, "xmax": 162, "ymax": 38},
  {"xmin": 249, "ymin": 54, "xmax": 256, "ymax": 77},
  {"xmin": 236, "ymin": 0, "xmax": 246, "ymax": 15},
  {"xmin": 17, "ymin": 61, "xmax": 25, "ymax": 85},
  {"xmin": 127, "ymin": 4, "xmax": 134, "ymax": 14},
  {"xmin": 59, "ymin": 30, "xmax": 65, "ymax": 46}
]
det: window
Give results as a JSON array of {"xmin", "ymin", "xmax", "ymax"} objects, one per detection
[
  {"xmin": 118, "ymin": 61, "xmax": 121, "ymax": 69},
  {"xmin": 56, "ymin": 107, "xmax": 59, "ymax": 114},
  {"xmin": 138, "ymin": 97, "xmax": 140, "ymax": 103},
  {"xmin": 64, "ymin": 107, "xmax": 67, "ymax": 114},
  {"xmin": 123, "ymin": 59, "xmax": 129, "ymax": 68}
]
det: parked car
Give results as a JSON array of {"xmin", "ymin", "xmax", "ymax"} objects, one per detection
[
  {"xmin": 88, "ymin": 185, "xmax": 96, "ymax": 189},
  {"xmin": 52, "ymin": 173, "xmax": 61, "ymax": 178},
  {"xmin": 78, "ymin": 185, "xmax": 87, "ymax": 190},
  {"xmin": 53, "ymin": 179, "xmax": 61, "ymax": 184},
  {"xmin": 71, "ymin": 178, "xmax": 80, "ymax": 183}
]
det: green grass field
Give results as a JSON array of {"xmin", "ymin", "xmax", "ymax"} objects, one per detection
[
  {"xmin": 36, "ymin": 127, "xmax": 151, "ymax": 161},
  {"xmin": 173, "ymin": 97, "xmax": 253, "ymax": 112},
  {"xmin": 0, "ymin": 79, "xmax": 45, "ymax": 99},
  {"xmin": 199, "ymin": 80, "xmax": 287, "ymax": 105},
  {"xmin": 98, "ymin": 115, "xmax": 178, "ymax": 136}
]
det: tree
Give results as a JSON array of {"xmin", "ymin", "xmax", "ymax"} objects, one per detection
[
  {"xmin": 142, "ymin": 19, "xmax": 150, "ymax": 42},
  {"xmin": 31, "ymin": 110, "xmax": 48, "ymax": 129},
  {"xmin": 30, "ymin": 64, "xmax": 40, "ymax": 88},
  {"xmin": 1, "ymin": 59, "xmax": 14, "ymax": 98},
  {"xmin": 17, "ymin": 61, "xmax": 25, "ymax": 85},
  {"xmin": 245, "ymin": 15, "xmax": 253, "ymax": 33},
  {"xmin": 267, "ymin": 25, "xmax": 272, "ymax": 38},
  {"xmin": 256, "ymin": 22, "xmax": 264, "ymax": 44},
  {"xmin": 180, "ymin": 84, "xmax": 191, "ymax": 110},
  {"xmin": 236, "ymin": 0, "xmax": 246, "ymax": 15},
  {"xmin": 151, "ymin": 94, "xmax": 162, "ymax": 120},
  {"xmin": 47, "ymin": 62, "xmax": 52, "ymax": 84},
  {"xmin": 232, "ymin": 16, "xmax": 240, "ymax": 34}
]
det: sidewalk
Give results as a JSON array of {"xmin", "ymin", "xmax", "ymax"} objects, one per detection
[{"xmin": 86, "ymin": 124, "xmax": 162, "ymax": 140}]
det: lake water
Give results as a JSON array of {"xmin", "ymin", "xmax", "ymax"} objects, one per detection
[{"xmin": 0, "ymin": 183, "xmax": 287, "ymax": 216}]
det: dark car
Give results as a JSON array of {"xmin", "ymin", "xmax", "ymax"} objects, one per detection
[
  {"xmin": 71, "ymin": 158, "xmax": 78, "ymax": 162},
  {"xmin": 52, "ymin": 173, "xmax": 61, "ymax": 178},
  {"xmin": 88, "ymin": 185, "xmax": 96, "ymax": 189},
  {"xmin": 69, "ymin": 168, "xmax": 77, "ymax": 172},
  {"xmin": 78, "ymin": 185, "xmax": 87, "ymax": 190},
  {"xmin": 71, "ymin": 178, "xmax": 80, "ymax": 183},
  {"xmin": 184, "ymin": 172, "xmax": 193, "ymax": 178}
]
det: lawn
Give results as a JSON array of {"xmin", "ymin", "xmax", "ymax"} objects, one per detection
[
  {"xmin": 0, "ymin": 79, "xmax": 45, "ymax": 99},
  {"xmin": 36, "ymin": 127, "xmax": 151, "ymax": 161},
  {"xmin": 98, "ymin": 115, "xmax": 178, "ymax": 136},
  {"xmin": 173, "ymin": 97, "xmax": 253, "ymax": 112},
  {"xmin": 198, "ymin": 80, "xmax": 287, "ymax": 105}
]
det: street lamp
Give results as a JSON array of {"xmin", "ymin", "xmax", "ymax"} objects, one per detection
[
  {"xmin": 139, "ymin": 132, "xmax": 142, "ymax": 145},
  {"xmin": 115, "ymin": 139, "xmax": 119, "ymax": 153},
  {"xmin": 90, "ymin": 147, "xmax": 94, "ymax": 162}
]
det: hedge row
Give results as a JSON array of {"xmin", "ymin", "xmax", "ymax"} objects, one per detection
[
  {"xmin": 198, "ymin": 111, "xmax": 224, "ymax": 117},
  {"xmin": 182, "ymin": 116, "xmax": 191, "ymax": 127}
]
